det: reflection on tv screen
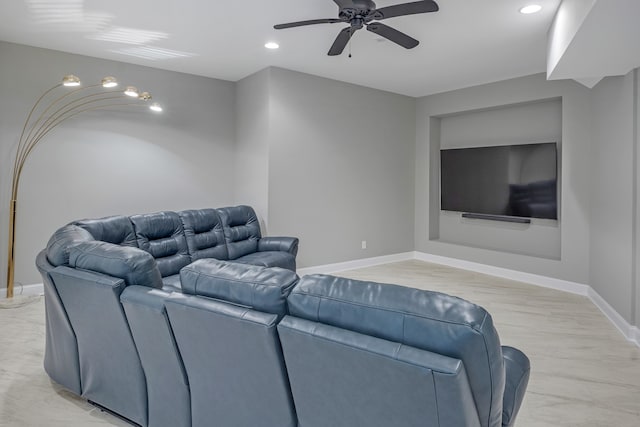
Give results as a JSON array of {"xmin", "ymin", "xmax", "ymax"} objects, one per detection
[{"xmin": 440, "ymin": 143, "xmax": 557, "ymax": 220}]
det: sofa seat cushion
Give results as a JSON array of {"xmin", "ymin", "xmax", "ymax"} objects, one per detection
[
  {"xmin": 233, "ymin": 251, "xmax": 296, "ymax": 271},
  {"xmin": 180, "ymin": 259, "xmax": 298, "ymax": 316},
  {"xmin": 162, "ymin": 274, "xmax": 182, "ymax": 293}
]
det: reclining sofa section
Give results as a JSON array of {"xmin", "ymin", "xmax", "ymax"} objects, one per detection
[
  {"xmin": 36, "ymin": 205, "xmax": 298, "ymax": 426},
  {"xmin": 280, "ymin": 275, "xmax": 530, "ymax": 427},
  {"xmin": 37, "ymin": 205, "xmax": 530, "ymax": 427}
]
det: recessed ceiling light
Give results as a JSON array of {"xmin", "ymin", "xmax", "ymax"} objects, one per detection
[
  {"xmin": 520, "ymin": 4, "xmax": 542, "ymax": 14},
  {"xmin": 265, "ymin": 42, "xmax": 279, "ymax": 50}
]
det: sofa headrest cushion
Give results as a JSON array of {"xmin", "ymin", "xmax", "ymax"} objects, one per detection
[
  {"xmin": 288, "ymin": 274, "xmax": 505, "ymax": 427},
  {"xmin": 180, "ymin": 259, "xmax": 298, "ymax": 316},
  {"xmin": 69, "ymin": 241, "xmax": 163, "ymax": 289},
  {"xmin": 46, "ymin": 224, "xmax": 94, "ymax": 266},
  {"xmin": 74, "ymin": 215, "xmax": 138, "ymax": 247}
]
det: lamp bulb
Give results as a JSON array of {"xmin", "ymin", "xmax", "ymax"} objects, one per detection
[
  {"xmin": 62, "ymin": 75, "xmax": 81, "ymax": 87},
  {"xmin": 101, "ymin": 76, "xmax": 118, "ymax": 88},
  {"xmin": 124, "ymin": 86, "xmax": 139, "ymax": 97}
]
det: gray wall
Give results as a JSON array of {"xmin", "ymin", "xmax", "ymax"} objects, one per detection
[
  {"xmin": 589, "ymin": 69, "xmax": 638, "ymax": 326},
  {"xmin": 415, "ymin": 74, "xmax": 592, "ymax": 284},
  {"xmin": 0, "ymin": 42, "xmax": 236, "ymax": 286},
  {"xmin": 265, "ymin": 67, "xmax": 416, "ymax": 268},
  {"xmin": 2, "ymin": 40, "xmax": 638, "ymax": 330},
  {"xmin": 637, "ymin": 68, "xmax": 640, "ymax": 329},
  {"xmin": 235, "ymin": 68, "xmax": 270, "ymax": 230}
]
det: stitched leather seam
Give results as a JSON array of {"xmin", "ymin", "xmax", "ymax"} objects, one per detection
[
  {"xmin": 293, "ymin": 292, "xmax": 481, "ymax": 327},
  {"xmin": 279, "ymin": 324, "xmax": 451, "ymax": 372},
  {"xmin": 501, "ymin": 366, "xmax": 530, "ymax": 425},
  {"xmin": 182, "ymin": 268, "xmax": 296, "ymax": 289},
  {"xmin": 72, "ymin": 247, "xmax": 143, "ymax": 262},
  {"xmin": 479, "ymin": 312, "xmax": 494, "ymax": 427},
  {"xmin": 170, "ymin": 301, "xmax": 275, "ymax": 327},
  {"xmin": 432, "ymin": 372, "xmax": 441, "ymax": 426}
]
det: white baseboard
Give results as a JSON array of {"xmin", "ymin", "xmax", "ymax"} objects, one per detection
[
  {"xmin": 413, "ymin": 251, "xmax": 638, "ymax": 348},
  {"xmin": 588, "ymin": 287, "xmax": 640, "ymax": 347},
  {"xmin": 6, "ymin": 254, "xmax": 640, "ymax": 348},
  {"xmin": 302, "ymin": 250, "xmax": 639, "ymax": 348},
  {"xmin": 413, "ymin": 251, "xmax": 590, "ymax": 296},
  {"xmin": 297, "ymin": 252, "xmax": 414, "ymax": 276},
  {"xmin": 0, "ymin": 283, "xmax": 44, "ymax": 299}
]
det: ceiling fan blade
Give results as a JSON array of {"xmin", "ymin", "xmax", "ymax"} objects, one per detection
[
  {"xmin": 328, "ymin": 27, "xmax": 355, "ymax": 56},
  {"xmin": 372, "ymin": 1, "xmax": 439, "ymax": 20},
  {"xmin": 366, "ymin": 23, "xmax": 419, "ymax": 49},
  {"xmin": 274, "ymin": 18, "xmax": 342, "ymax": 30}
]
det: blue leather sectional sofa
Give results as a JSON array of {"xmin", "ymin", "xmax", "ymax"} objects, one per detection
[{"xmin": 36, "ymin": 205, "xmax": 530, "ymax": 427}]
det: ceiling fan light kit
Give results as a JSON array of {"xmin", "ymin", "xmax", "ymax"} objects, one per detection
[{"xmin": 274, "ymin": 0, "xmax": 439, "ymax": 56}]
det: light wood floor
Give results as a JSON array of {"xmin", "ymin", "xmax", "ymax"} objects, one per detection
[{"xmin": 1, "ymin": 260, "xmax": 639, "ymax": 426}]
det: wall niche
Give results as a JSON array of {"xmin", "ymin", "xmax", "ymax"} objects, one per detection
[{"xmin": 428, "ymin": 98, "xmax": 562, "ymax": 260}]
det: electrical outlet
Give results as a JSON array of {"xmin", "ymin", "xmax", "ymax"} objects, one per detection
[{"xmin": 361, "ymin": 240, "xmax": 367, "ymax": 249}]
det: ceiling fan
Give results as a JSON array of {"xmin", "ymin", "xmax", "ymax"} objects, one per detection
[{"xmin": 273, "ymin": 0, "xmax": 439, "ymax": 56}]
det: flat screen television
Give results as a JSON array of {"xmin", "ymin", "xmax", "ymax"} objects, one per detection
[{"xmin": 440, "ymin": 142, "xmax": 558, "ymax": 220}]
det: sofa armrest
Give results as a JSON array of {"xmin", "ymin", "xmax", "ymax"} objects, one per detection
[
  {"xmin": 69, "ymin": 241, "xmax": 163, "ymax": 289},
  {"xmin": 258, "ymin": 237, "xmax": 299, "ymax": 256},
  {"xmin": 502, "ymin": 346, "xmax": 531, "ymax": 427},
  {"xmin": 46, "ymin": 224, "xmax": 94, "ymax": 266}
]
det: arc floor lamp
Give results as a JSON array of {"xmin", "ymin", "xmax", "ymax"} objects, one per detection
[{"xmin": 5, "ymin": 74, "xmax": 163, "ymax": 298}]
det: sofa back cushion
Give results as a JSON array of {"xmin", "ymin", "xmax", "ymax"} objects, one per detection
[
  {"xmin": 217, "ymin": 205, "xmax": 261, "ymax": 259},
  {"xmin": 165, "ymin": 295, "xmax": 297, "ymax": 427},
  {"xmin": 287, "ymin": 274, "xmax": 505, "ymax": 427},
  {"xmin": 180, "ymin": 259, "xmax": 298, "ymax": 317},
  {"xmin": 179, "ymin": 209, "xmax": 228, "ymax": 261},
  {"xmin": 74, "ymin": 216, "xmax": 138, "ymax": 247},
  {"xmin": 130, "ymin": 211, "xmax": 191, "ymax": 278}
]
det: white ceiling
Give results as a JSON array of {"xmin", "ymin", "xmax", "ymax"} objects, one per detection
[
  {"xmin": 0, "ymin": 0, "xmax": 564, "ymax": 96},
  {"xmin": 547, "ymin": 0, "xmax": 640, "ymax": 87}
]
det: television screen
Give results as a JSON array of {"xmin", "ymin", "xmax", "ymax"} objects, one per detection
[{"xmin": 440, "ymin": 142, "xmax": 558, "ymax": 220}]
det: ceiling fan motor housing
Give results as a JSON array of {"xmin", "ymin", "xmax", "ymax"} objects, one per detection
[{"xmin": 338, "ymin": 0, "xmax": 377, "ymax": 24}]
